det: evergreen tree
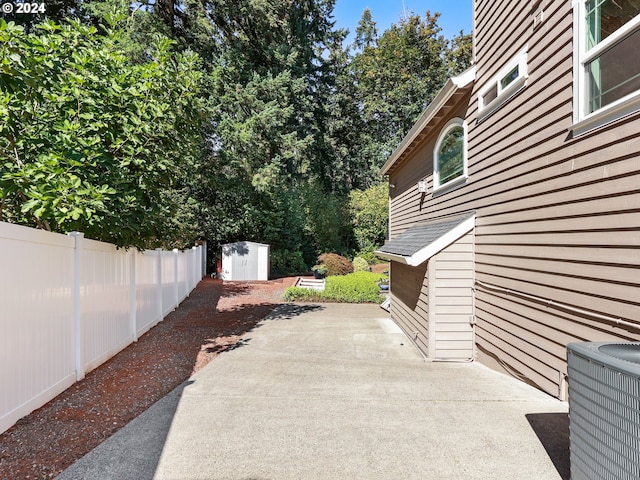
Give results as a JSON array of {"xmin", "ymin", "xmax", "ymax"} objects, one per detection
[{"xmin": 353, "ymin": 8, "xmax": 377, "ymax": 51}]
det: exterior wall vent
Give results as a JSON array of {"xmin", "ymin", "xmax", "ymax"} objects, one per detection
[
  {"xmin": 533, "ymin": 9, "xmax": 544, "ymax": 29},
  {"xmin": 567, "ymin": 342, "xmax": 640, "ymax": 480}
]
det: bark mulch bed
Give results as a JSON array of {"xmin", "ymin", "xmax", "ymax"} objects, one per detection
[{"xmin": 0, "ymin": 276, "xmax": 296, "ymax": 480}]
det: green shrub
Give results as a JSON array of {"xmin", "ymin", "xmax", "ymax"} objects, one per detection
[
  {"xmin": 282, "ymin": 287, "xmax": 321, "ymax": 302},
  {"xmin": 317, "ymin": 252, "xmax": 353, "ymax": 276},
  {"xmin": 349, "ymin": 183, "xmax": 389, "ymax": 253},
  {"xmin": 357, "ymin": 249, "xmax": 386, "ymax": 265},
  {"xmin": 283, "ymin": 271, "xmax": 388, "ymax": 303},
  {"xmin": 352, "ymin": 256, "xmax": 370, "ymax": 272},
  {"xmin": 270, "ymin": 249, "xmax": 308, "ymax": 277}
]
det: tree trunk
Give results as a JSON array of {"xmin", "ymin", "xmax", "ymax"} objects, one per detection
[{"xmin": 156, "ymin": 0, "xmax": 175, "ymax": 33}]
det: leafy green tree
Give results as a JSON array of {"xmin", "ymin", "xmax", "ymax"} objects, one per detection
[
  {"xmin": 336, "ymin": 10, "xmax": 473, "ymax": 187},
  {"xmin": 302, "ymin": 183, "xmax": 352, "ymax": 254},
  {"xmin": 320, "ymin": 23, "xmax": 375, "ymax": 192},
  {"xmin": 349, "ymin": 182, "xmax": 389, "ymax": 253},
  {"xmin": 0, "ymin": 18, "xmax": 205, "ymax": 248},
  {"xmin": 446, "ymin": 31, "xmax": 474, "ymax": 75},
  {"xmin": 350, "ymin": 12, "xmax": 450, "ymax": 167}
]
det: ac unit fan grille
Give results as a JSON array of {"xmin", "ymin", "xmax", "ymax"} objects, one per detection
[{"xmin": 568, "ymin": 349, "xmax": 640, "ymax": 480}]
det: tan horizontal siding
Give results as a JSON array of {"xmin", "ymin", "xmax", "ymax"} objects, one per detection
[
  {"xmin": 388, "ymin": 0, "xmax": 640, "ymax": 396},
  {"xmin": 476, "ymin": 253, "xmax": 640, "ymax": 285},
  {"xmin": 476, "ymin": 230, "xmax": 640, "ymax": 248},
  {"xmin": 435, "ymin": 278, "xmax": 474, "ymax": 289},
  {"xmin": 435, "ymin": 305, "xmax": 475, "ymax": 315},
  {"xmin": 479, "ymin": 213, "xmax": 640, "ymax": 236},
  {"xmin": 475, "ymin": 270, "xmax": 640, "ymax": 323},
  {"xmin": 474, "ymin": 287, "xmax": 639, "ymax": 397},
  {"xmin": 472, "ymin": 156, "xmax": 640, "ymax": 216},
  {"xmin": 476, "ymin": 292, "xmax": 636, "ymax": 345},
  {"xmin": 435, "ymin": 269, "xmax": 474, "ymax": 280},
  {"xmin": 470, "ymin": 74, "xmax": 572, "ymax": 160},
  {"xmin": 472, "ymin": 147, "xmax": 640, "ymax": 203},
  {"xmin": 433, "ymin": 231, "xmax": 474, "ymax": 360},
  {"xmin": 436, "ymin": 322, "xmax": 474, "ymax": 332},
  {"xmin": 474, "ymin": 0, "xmax": 529, "ymax": 80},
  {"xmin": 391, "ymin": 295, "xmax": 429, "ymax": 355},
  {"xmin": 390, "ymin": 261, "xmax": 430, "ymax": 357},
  {"xmin": 478, "ymin": 192, "xmax": 640, "ymax": 226},
  {"xmin": 435, "ymin": 348, "xmax": 475, "ymax": 359},
  {"xmin": 476, "ymin": 244, "xmax": 640, "ymax": 267},
  {"xmin": 475, "ymin": 321, "xmax": 561, "ymax": 396},
  {"xmin": 477, "ymin": 257, "xmax": 640, "ymax": 300}
]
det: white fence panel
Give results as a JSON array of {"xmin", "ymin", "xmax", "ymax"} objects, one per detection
[
  {"xmin": 188, "ymin": 247, "xmax": 201, "ymax": 291},
  {"xmin": 0, "ymin": 223, "xmax": 76, "ymax": 435},
  {"xmin": 80, "ymin": 239, "xmax": 132, "ymax": 374},
  {"xmin": 0, "ymin": 221, "xmax": 205, "ymax": 435},
  {"xmin": 161, "ymin": 250, "xmax": 177, "ymax": 317},
  {"xmin": 177, "ymin": 251, "xmax": 188, "ymax": 303},
  {"xmin": 135, "ymin": 250, "xmax": 162, "ymax": 337}
]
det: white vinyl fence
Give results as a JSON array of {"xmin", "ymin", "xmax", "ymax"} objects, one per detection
[{"xmin": 0, "ymin": 222, "xmax": 205, "ymax": 434}]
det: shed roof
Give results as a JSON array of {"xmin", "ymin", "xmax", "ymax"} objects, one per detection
[
  {"xmin": 380, "ymin": 66, "xmax": 476, "ymax": 177},
  {"xmin": 222, "ymin": 241, "xmax": 269, "ymax": 248},
  {"xmin": 375, "ymin": 212, "xmax": 475, "ymax": 266}
]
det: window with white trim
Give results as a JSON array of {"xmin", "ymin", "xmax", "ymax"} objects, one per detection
[
  {"xmin": 573, "ymin": 0, "xmax": 640, "ymax": 133},
  {"xmin": 433, "ymin": 118, "xmax": 467, "ymax": 190},
  {"xmin": 478, "ymin": 48, "xmax": 528, "ymax": 115}
]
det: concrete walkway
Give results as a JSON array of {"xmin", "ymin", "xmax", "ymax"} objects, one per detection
[{"xmin": 58, "ymin": 303, "xmax": 569, "ymax": 480}]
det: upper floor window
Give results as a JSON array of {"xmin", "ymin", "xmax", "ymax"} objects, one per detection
[
  {"xmin": 478, "ymin": 48, "xmax": 528, "ymax": 117},
  {"xmin": 573, "ymin": 0, "xmax": 640, "ymax": 134},
  {"xmin": 434, "ymin": 118, "xmax": 467, "ymax": 191}
]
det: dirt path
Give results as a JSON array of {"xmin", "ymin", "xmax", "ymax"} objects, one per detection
[{"xmin": 0, "ymin": 277, "xmax": 296, "ymax": 480}]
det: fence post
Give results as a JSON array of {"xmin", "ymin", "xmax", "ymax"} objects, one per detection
[
  {"xmin": 201, "ymin": 241, "xmax": 207, "ymax": 278},
  {"xmin": 156, "ymin": 248, "xmax": 163, "ymax": 323},
  {"xmin": 68, "ymin": 231, "xmax": 85, "ymax": 381},
  {"xmin": 173, "ymin": 248, "xmax": 179, "ymax": 310},
  {"xmin": 186, "ymin": 248, "xmax": 192, "ymax": 292},
  {"xmin": 129, "ymin": 249, "xmax": 137, "ymax": 342},
  {"xmin": 192, "ymin": 246, "xmax": 197, "ymax": 289}
]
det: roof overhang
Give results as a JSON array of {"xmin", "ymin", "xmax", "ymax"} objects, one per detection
[
  {"xmin": 375, "ymin": 213, "xmax": 475, "ymax": 266},
  {"xmin": 380, "ymin": 66, "xmax": 476, "ymax": 177}
]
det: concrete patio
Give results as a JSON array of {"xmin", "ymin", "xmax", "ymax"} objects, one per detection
[{"xmin": 58, "ymin": 303, "xmax": 569, "ymax": 480}]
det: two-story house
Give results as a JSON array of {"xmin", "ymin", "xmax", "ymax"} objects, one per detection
[{"xmin": 376, "ymin": 0, "xmax": 640, "ymax": 400}]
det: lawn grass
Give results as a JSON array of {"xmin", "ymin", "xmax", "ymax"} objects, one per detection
[{"xmin": 283, "ymin": 271, "xmax": 388, "ymax": 303}]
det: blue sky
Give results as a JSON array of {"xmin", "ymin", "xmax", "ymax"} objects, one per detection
[{"xmin": 332, "ymin": 1, "xmax": 473, "ymax": 43}]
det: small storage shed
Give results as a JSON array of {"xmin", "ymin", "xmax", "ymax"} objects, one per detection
[{"xmin": 220, "ymin": 241, "xmax": 270, "ymax": 281}]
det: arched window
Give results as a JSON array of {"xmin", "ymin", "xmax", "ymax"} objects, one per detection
[{"xmin": 434, "ymin": 118, "xmax": 467, "ymax": 190}]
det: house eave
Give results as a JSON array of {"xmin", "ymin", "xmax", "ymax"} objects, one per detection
[{"xmin": 380, "ymin": 66, "xmax": 476, "ymax": 177}]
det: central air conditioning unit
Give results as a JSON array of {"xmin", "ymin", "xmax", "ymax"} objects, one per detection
[{"xmin": 567, "ymin": 342, "xmax": 640, "ymax": 480}]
